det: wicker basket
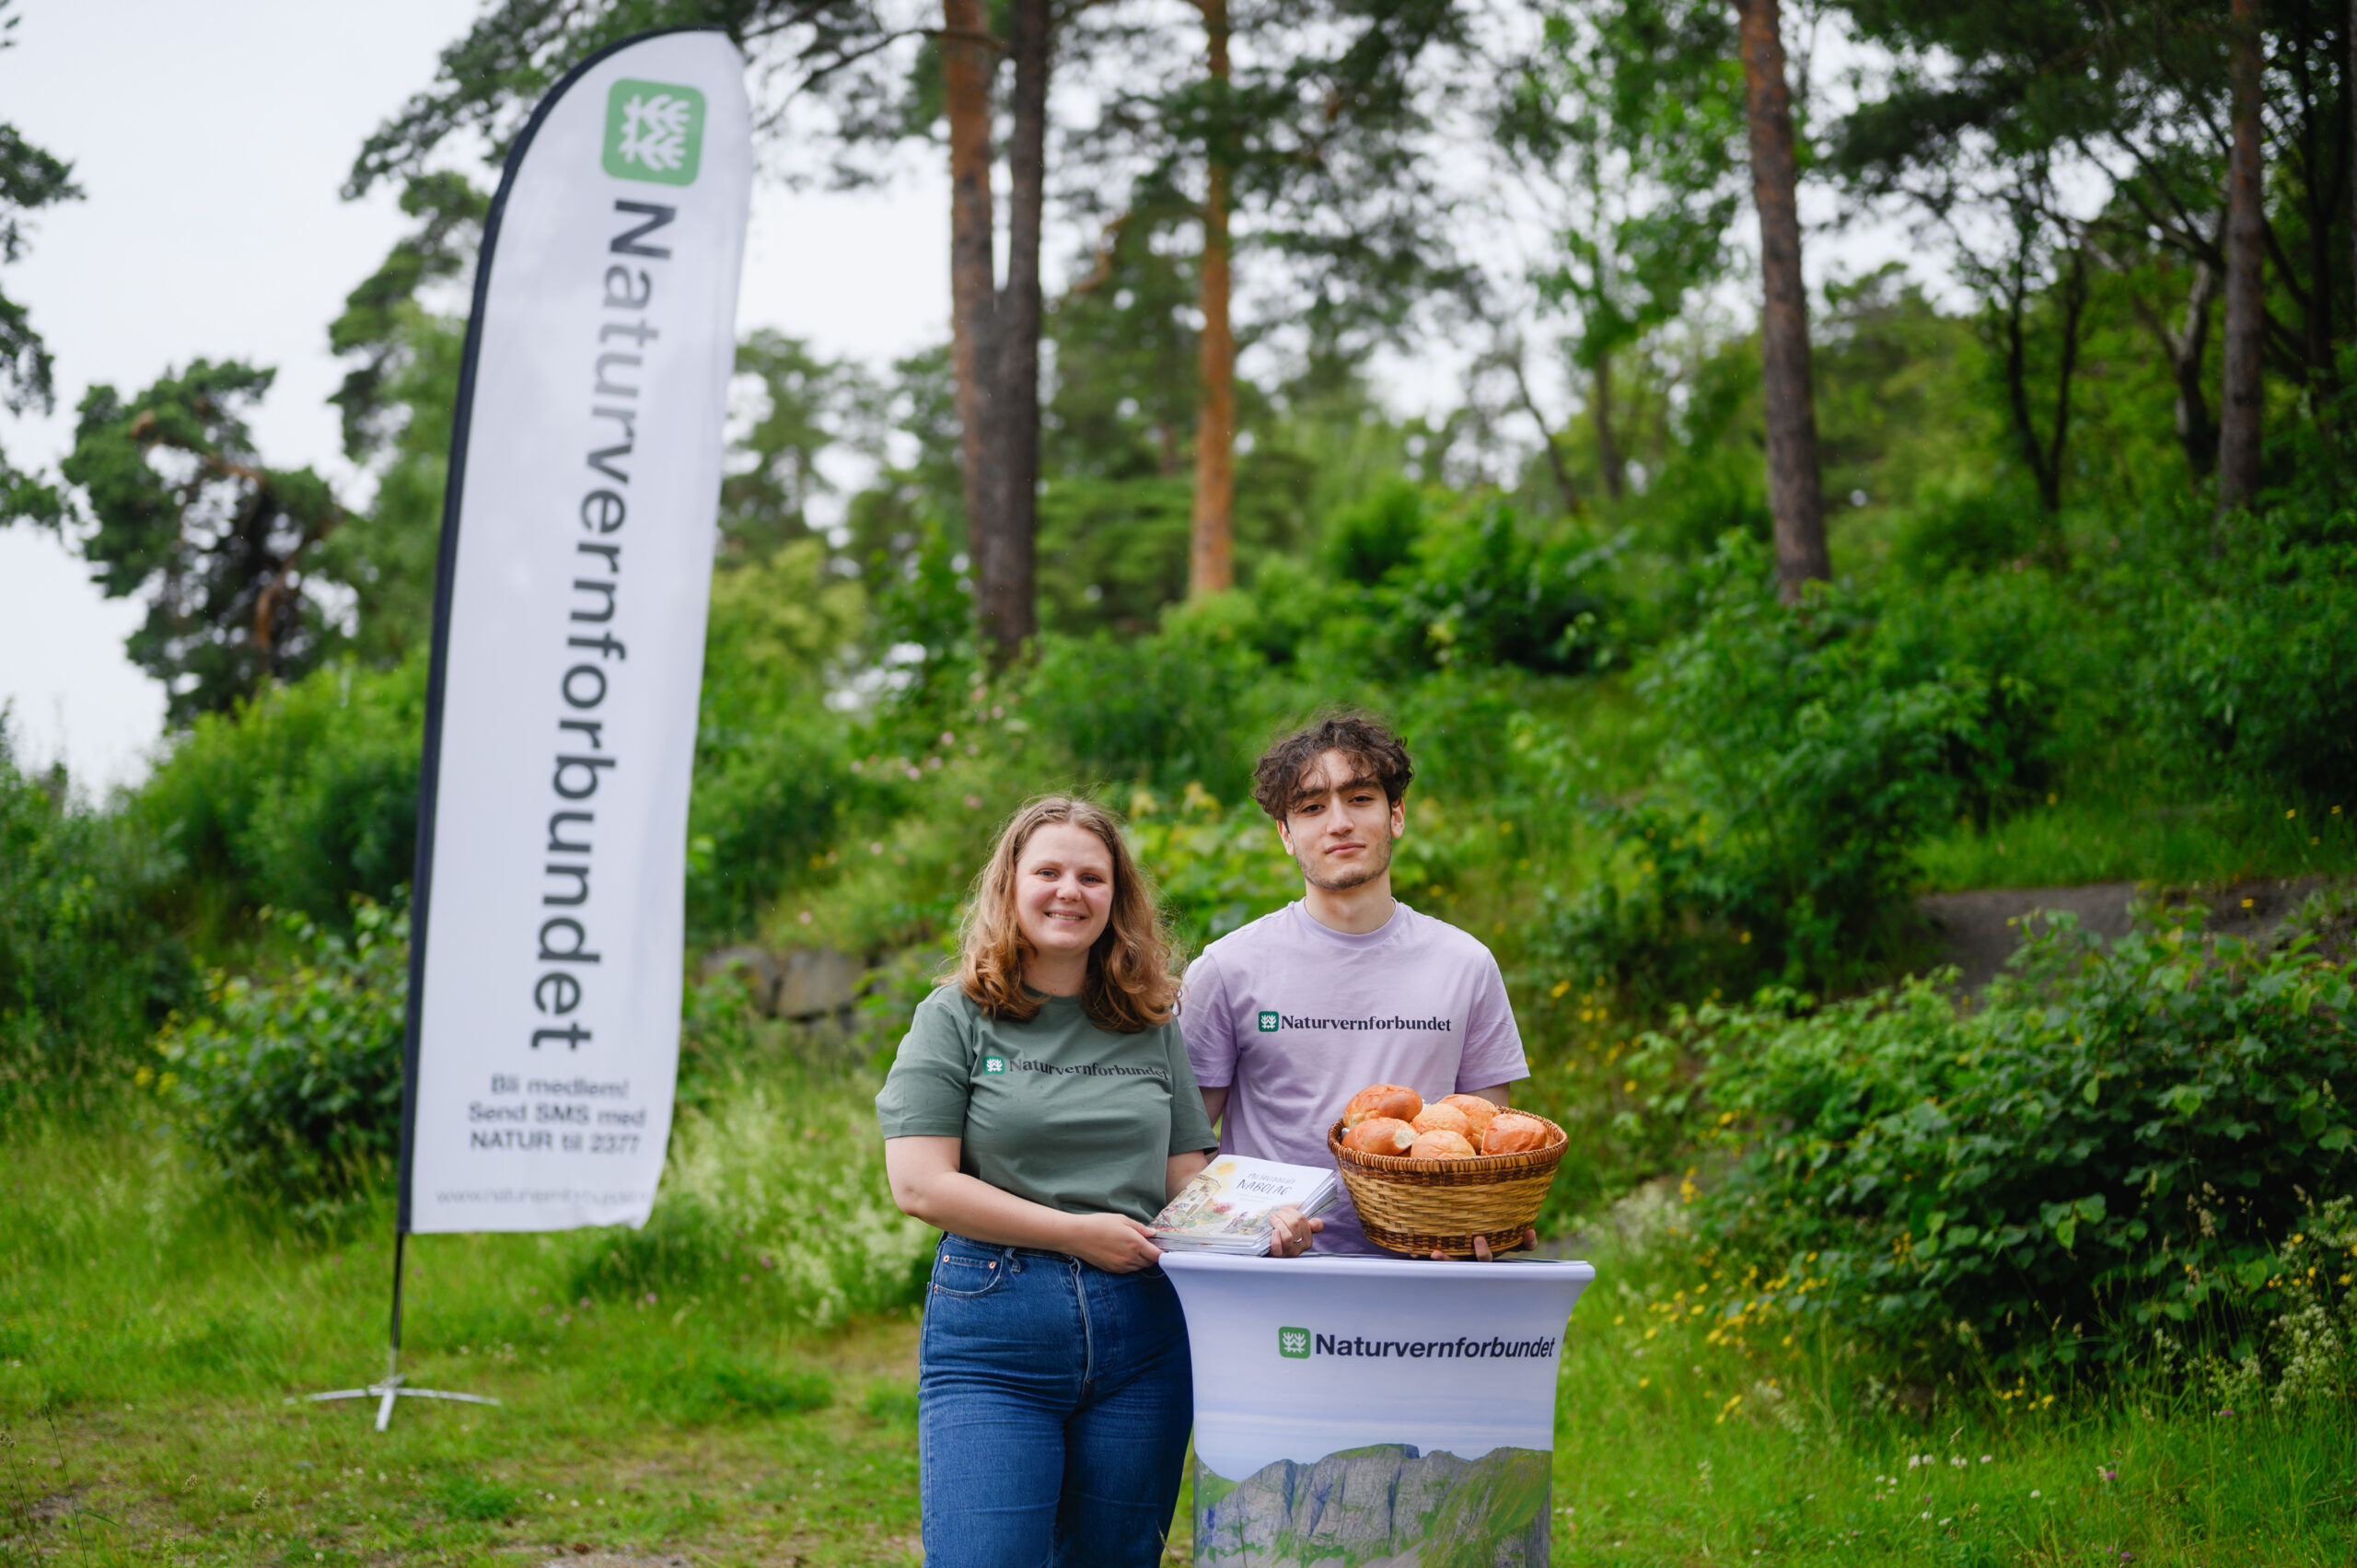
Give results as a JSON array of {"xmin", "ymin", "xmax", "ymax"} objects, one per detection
[{"xmin": 1327, "ymin": 1116, "xmax": 1568, "ymax": 1259}]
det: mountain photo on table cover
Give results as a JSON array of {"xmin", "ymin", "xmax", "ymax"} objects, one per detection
[{"xmin": 1192, "ymin": 1443, "xmax": 1549, "ymax": 1567}]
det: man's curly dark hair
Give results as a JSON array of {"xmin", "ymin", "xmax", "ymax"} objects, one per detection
[{"xmin": 1249, "ymin": 713, "xmax": 1415, "ymax": 822}]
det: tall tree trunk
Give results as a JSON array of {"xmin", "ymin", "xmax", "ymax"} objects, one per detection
[
  {"xmin": 2170, "ymin": 258, "xmax": 2223, "ymax": 478},
  {"xmin": 1735, "ymin": 0, "xmax": 1828, "ymax": 600},
  {"xmin": 2218, "ymin": 0, "xmax": 2267, "ymax": 517},
  {"xmin": 1592, "ymin": 354, "xmax": 1626, "ymax": 501},
  {"xmin": 981, "ymin": 0, "xmax": 1049, "ymax": 658},
  {"xmin": 1190, "ymin": 0, "xmax": 1237, "ymax": 597},
  {"xmin": 2295, "ymin": 6, "xmax": 2337, "ymax": 399},
  {"xmin": 1998, "ymin": 223, "xmax": 2088, "ymax": 514},
  {"xmin": 1500, "ymin": 337, "xmax": 1580, "ymax": 515},
  {"xmin": 942, "ymin": 0, "xmax": 998, "ymax": 577}
]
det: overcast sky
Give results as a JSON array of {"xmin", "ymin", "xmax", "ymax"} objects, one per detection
[{"xmin": 0, "ymin": 0, "xmax": 953, "ymax": 791}]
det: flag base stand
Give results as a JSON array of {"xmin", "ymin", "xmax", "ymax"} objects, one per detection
[
  {"xmin": 297, "ymin": 1354, "xmax": 501, "ymax": 1432},
  {"xmin": 292, "ymin": 1232, "xmax": 498, "ymax": 1432}
]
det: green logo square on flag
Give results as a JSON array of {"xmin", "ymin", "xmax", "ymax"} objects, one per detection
[
  {"xmin": 1277, "ymin": 1326, "xmax": 1311, "ymax": 1359},
  {"xmin": 1257, "ymin": 1010, "xmax": 1280, "ymax": 1033},
  {"xmin": 603, "ymin": 80, "xmax": 706, "ymax": 185},
  {"xmin": 981, "ymin": 1054, "xmax": 1008, "ymax": 1076}
]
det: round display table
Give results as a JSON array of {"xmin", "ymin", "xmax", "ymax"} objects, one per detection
[{"xmin": 1160, "ymin": 1251, "xmax": 1596, "ymax": 1568}]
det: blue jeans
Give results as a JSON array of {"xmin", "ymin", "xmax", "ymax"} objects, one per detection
[{"xmin": 918, "ymin": 1233, "xmax": 1193, "ymax": 1568}]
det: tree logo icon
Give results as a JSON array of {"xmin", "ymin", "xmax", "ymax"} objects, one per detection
[
  {"xmin": 603, "ymin": 79, "xmax": 706, "ymax": 185},
  {"xmin": 1277, "ymin": 1326, "xmax": 1310, "ymax": 1359},
  {"xmin": 1257, "ymin": 1010, "xmax": 1280, "ymax": 1033}
]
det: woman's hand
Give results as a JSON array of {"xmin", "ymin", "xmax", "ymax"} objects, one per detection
[
  {"xmin": 1062, "ymin": 1213, "xmax": 1165, "ymax": 1273},
  {"xmin": 1266, "ymin": 1206, "xmax": 1324, "ymax": 1258}
]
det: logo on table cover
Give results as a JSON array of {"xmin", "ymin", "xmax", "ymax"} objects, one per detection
[
  {"xmin": 603, "ymin": 80, "xmax": 706, "ymax": 184},
  {"xmin": 1277, "ymin": 1326, "xmax": 1311, "ymax": 1359}
]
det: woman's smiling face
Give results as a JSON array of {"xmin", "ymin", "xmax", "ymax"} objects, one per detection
[{"xmin": 1013, "ymin": 821, "xmax": 1115, "ymax": 962}]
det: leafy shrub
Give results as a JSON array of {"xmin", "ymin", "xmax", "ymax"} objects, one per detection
[
  {"xmin": 1125, "ymin": 784, "xmax": 1302, "ymax": 949},
  {"xmin": 1022, "ymin": 595, "xmax": 1301, "ymax": 800},
  {"xmin": 0, "ymin": 730, "xmax": 192, "ymax": 1104},
  {"xmin": 1322, "ymin": 478, "xmax": 1425, "ymax": 586},
  {"xmin": 151, "ymin": 900, "xmax": 407, "ymax": 1206},
  {"xmin": 1890, "ymin": 484, "xmax": 2047, "ymax": 580},
  {"xmin": 689, "ymin": 705, "xmax": 862, "ymax": 939},
  {"xmin": 2134, "ymin": 507, "xmax": 2357, "ymax": 802},
  {"xmin": 1680, "ymin": 911, "xmax": 2357, "ymax": 1376},
  {"xmin": 689, "ymin": 542, "xmax": 871, "ymax": 936},
  {"xmin": 1384, "ymin": 499, "xmax": 1622, "ymax": 676},
  {"xmin": 1551, "ymin": 540, "xmax": 2036, "ymax": 1001},
  {"xmin": 134, "ymin": 656, "xmax": 425, "ymax": 929}
]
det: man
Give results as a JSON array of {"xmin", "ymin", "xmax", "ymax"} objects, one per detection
[{"xmin": 1181, "ymin": 713, "xmax": 1530, "ymax": 1256}]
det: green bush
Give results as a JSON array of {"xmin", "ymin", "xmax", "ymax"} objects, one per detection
[
  {"xmin": 1550, "ymin": 539, "xmax": 2033, "ymax": 1001},
  {"xmin": 690, "ymin": 542, "xmax": 875, "ymax": 936},
  {"xmin": 1125, "ymin": 785, "xmax": 1302, "ymax": 948},
  {"xmin": 151, "ymin": 899, "xmax": 407, "ymax": 1206},
  {"xmin": 1680, "ymin": 910, "xmax": 2357, "ymax": 1376},
  {"xmin": 1890, "ymin": 485, "xmax": 2047, "ymax": 580},
  {"xmin": 1022, "ymin": 595, "xmax": 1301, "ymax": 801},
  {"xmin": 0, "ymin": 730, "xmax": 192, "ymax": 1104},
  {"xmin": 2133, "ymin": 505, "xmax": 2357, "ymax": 803},
  {"xmin": 1322, "ymin": 478, "xmax": 1425, "ymax": 587},
  {"xmin": 689, "ymin": 705, "xmax": 861, "ymax": 939},
  {"xmin": 1383, "ymin": 498, "xmax": 1621, "ymax": 676},
  {"xmin": 133, "ymin": 656, "xmax": 425, "ymax": 930}
]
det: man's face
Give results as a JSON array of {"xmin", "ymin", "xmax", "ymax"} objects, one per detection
[{"xmin": 1277, "ymin": 749, "xmax": 1405, "ymax": 892}]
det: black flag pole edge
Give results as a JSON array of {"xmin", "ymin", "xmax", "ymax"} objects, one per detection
[{"xmin": 299, "ymin": 22, "xmax": 733, "ymax": 1434}]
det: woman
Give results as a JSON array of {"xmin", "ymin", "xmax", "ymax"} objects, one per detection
[{"xmin": 877, "ymin": 796, "xmax": 1219, "ymax": 1567}]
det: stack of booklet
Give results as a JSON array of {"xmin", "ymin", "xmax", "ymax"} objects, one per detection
[{"xmin": 1148, "ymin": 1155, "xmax": 1340, "ymax": 1255}]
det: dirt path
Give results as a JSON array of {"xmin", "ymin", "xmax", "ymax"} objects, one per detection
[{"xmin": 1918, "ymin": 874, "xmax": 2341, "ymax": 991}]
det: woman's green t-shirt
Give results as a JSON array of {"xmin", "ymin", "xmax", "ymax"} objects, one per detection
[{"xmin": 875, "ymin": 983, "xmax": 1220, "ymax": 1226}]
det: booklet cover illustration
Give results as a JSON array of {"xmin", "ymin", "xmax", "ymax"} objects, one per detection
[{"xmin": 1150, "ymin": 1156, "xmax": 1339, "ymax": 1255}]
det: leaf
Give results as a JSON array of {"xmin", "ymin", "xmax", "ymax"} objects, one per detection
[{"xmin": 2082, "ymin": 1076, "xmax": 2101, "ymax": 1106}]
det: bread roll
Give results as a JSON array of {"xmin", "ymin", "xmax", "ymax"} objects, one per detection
[
  {"xmin": 1342, "ymin": 1116, "xmax": 1417, "ymax": 1156},
  {"xmin": 1411, "ymin": 1101, "xmax": 1473, "ymax": 1138},
  {"xmin": 1409, "ymin": 1129, "xmax": 1478, "ymax": 1160},
  {"xmin": 1438, "ymin": 1094, "xmax": 1499, "ymax": 1139},
  {"xmin": 1480, "ymin": 1112, "xmax": 1551, "ymax": 1156},
  {"xmin": 1343, "ymin": 1083, "xmax": 1422, "ymax": 1130}
]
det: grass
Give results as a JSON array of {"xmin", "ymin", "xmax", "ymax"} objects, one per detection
[
  {"xmin": 1916, "ymin": 790, "xmax": 2357, "ymax": 894},
  {"xmin": 10, "ymin": 1085, "xmax": 2356, "ymax": 1566},
  {"xmin": 1545, "ymin": 1224, "xmax": 2357, "ymax": 1564}
]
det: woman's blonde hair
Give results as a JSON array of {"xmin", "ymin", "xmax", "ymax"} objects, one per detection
[{"xmin": 957, "ymin": 796, "xmax": 1179, "ymax": 1032}]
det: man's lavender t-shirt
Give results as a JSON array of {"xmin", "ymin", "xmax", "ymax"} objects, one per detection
[{"xmin": 1180, "ymin": 900, "xmax": 1527, "ymax": 1254}]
